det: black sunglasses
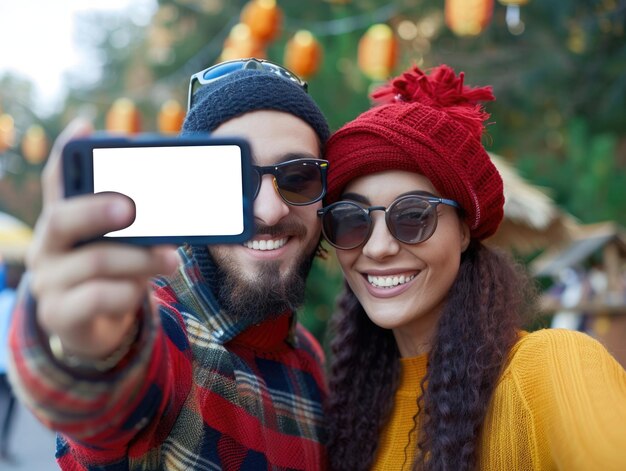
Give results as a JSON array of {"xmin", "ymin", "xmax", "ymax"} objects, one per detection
[
  {"xmin": 188, "ymin": 58, "xmax": 308, "ymax": 110},
  {"xmin": 318, "ymin": 195, "xmax": 461, "ymax": 250},
  {"xmin": 252, "ymin": 158, "xmax": 328, "ymax": 206}
]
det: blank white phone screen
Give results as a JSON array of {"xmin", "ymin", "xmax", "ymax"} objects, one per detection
[{"xmin": 93, "ymin": 145, "xmax": 244, "ymax": 237}]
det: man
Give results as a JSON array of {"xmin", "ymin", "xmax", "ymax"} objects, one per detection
[{"xmin": 8, "ymin": 59, "xmax": 330, "ymax": 470}]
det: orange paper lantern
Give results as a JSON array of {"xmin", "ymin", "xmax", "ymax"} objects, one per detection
[
  {"xmin": 157, "ymin": 100, "xmax": 185, "ymax": 134},
  {"xmin": 445, "ymin": 0, "xmax": 494, "ymax": 36},
  {"xmin": 284, "ymin": 30, "xmax": 322, "ymax": 79},
  {"xmin": 21, "ymin": 124, "xmax": 49, "ymax": 164},
  {"xmin": 105, "ymin": 98, "xmax": 141, "ymax": 134},
  {"xmin": 221, "ymin": 23, "xmax": 266, "ymax": 62},
  {"xmin": 240, "ymin": 0, "xmax": 282, "ymax": 43},
  {"xmin": 357, "ymin": 24, "xmax": 398, "ymax": 81}
]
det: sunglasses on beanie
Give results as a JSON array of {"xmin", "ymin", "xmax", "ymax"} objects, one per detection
[
  {"xmin": 318, "ymin": 194, "xmax": 461, "ymax": 250},
  {"xmin": 188, "ymin": 58, "xmax": 308, "ymax": 110}
]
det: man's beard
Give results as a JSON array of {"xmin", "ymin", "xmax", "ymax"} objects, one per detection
[{"xmin": 208, "ymin": 222, "xmax": 318, "ymax": 325}]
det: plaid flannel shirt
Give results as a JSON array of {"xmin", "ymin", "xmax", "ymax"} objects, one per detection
[{"xmin": 8, "ymin": 246, "xmax": 327, "ymax": 470}]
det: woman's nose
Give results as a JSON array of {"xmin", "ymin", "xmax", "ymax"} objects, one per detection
[{"xmin": 361, "ymin": 214, "xmax": 401, "ymax": 260}]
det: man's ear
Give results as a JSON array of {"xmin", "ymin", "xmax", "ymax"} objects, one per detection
[{"xmin": 460, "ymin": 220, "xmax": 471, "ymax": 252}]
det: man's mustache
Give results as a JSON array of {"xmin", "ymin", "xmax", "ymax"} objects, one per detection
[{"xmin": 254, "ymin": 220, "xmax": 308, "ymax": 238}]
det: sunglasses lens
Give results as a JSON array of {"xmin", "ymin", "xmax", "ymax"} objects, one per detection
[
  {"xmin": 323, "ymin": 203, "xmax": 370, "ymax": 249},
  {"xmin": 189, "ymin": 62, "xmax": 246, "ymax": 109},
  {"xmin": 388, "ymin": 197, "xmax": 437, "ymax": 244},
  {"xmin": 202, "ymin": 61, "xmax": 244, "ymax": 81},
  {"xmin": 276, "ymin": 162, "xmax": 323, "ymax": 204}
]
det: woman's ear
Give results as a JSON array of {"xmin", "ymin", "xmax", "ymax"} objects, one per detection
[{"xmin": 460, "ymin": 220, "xmax": 471, "ymax": 252}]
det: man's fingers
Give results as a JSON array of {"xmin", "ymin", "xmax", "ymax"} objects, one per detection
[
  {"xmin": 153, "ymin": 245, "xmax": 180, "ymax": 274},
  {"xmin": 29, "ymin": 193, "xmax": 135, "ymax": 259},
  {"xmin": 37, "ymin": 278, "xmax": 148, "ymax": 336},
  {"xmin": 42, "ymin": 118, "xmax": 93, "ymax": 206},
  {"xmin": 31, "ymin": 243, "xmax": 179, "ymax": 296}
]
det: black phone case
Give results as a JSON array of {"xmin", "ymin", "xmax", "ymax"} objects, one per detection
[{"xmin": 62, "ymin": 133, "xmax": 254, "ymax": 246}]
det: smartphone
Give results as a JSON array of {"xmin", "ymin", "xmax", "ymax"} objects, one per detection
[{"xmin": 62, "ymin": 134, "xmax": 254, "ymax": 245}]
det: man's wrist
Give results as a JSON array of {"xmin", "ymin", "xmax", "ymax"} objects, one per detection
[{"xmin": 47, "ymin": 318, "xmax": 140, "ymax": 373}]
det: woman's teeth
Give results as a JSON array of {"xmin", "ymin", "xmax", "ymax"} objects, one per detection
[
  {"xmin": 367, "ymin": 274, "xmax": 416, "ymax": 288},
  {"xmin": 244, "ymin": 238, "xmax": 288, "ymax": 251}
]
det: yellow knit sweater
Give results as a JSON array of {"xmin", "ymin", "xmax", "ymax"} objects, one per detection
[{"xmin": 372, "ymin": 329, "xmax": 626, "ymax": 470}]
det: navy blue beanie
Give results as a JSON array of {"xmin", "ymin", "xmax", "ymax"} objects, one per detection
[{"xmin": 182, "ymin": 69, "xmax": 330, "ymax": 143}]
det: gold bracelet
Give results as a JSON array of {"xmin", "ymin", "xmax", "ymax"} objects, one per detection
[{"xmin": 48, "ymin": 319, "xmax": 140, "ymax": 373}]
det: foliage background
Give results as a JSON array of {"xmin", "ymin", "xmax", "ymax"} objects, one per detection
[{"xmin": 1, "ymin": 0, "xmax": 624, "ymax": 342}]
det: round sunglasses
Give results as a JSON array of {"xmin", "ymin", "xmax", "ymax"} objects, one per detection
[
  {"xmin": 317, "ymin": 195, "xmax": 461, "ymax": 250},
  {"xmin": 252, "ymin": 158, "xmax": 328, "ymax": 206}
]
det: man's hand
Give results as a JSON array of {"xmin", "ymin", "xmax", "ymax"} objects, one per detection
[{"xmin": 26, "ymin": 120, "xmax": 179, "ymax": 361}]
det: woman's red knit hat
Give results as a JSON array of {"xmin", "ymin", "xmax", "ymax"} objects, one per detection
[{"xmin": 325, "ymin": 64, "xmax": 504, "ymax": 240}]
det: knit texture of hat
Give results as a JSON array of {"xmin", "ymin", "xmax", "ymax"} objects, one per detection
[
  {"xmin": 325, "ymin": 64, "xmax": 504, "ymax": 240},
  {"xmin": 182, "ymin": 68, "xmax": 330, "ymax": 143}
]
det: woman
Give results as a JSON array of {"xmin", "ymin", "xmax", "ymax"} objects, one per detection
[{"xmin": 320, "ymin": 64, "xmax": 626, "ymax": 470}]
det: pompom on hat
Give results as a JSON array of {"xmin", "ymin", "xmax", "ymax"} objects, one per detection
[{"xmin": 325, "ymin": 64, "xmax": 504, "ymax": 240}]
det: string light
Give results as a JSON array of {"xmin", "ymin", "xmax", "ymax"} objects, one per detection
[
  {"xmin": 497, "ymin": 0, "xmax": 530, "ymax": 34},
  {"xmin": 0, "ymin": 114, "xmax": 15, "ymax": 152},
  {"xmin": 21, "ymin": 125, "xmax": 49, "ymax": 164}
]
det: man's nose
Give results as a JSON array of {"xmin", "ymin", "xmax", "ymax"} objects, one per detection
[{"xmin": 253, "ymin": 175, "xmax": 290, "ymax": 227}]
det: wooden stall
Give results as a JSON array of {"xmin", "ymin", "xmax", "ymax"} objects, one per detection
[
  {"xmin": 531, "ymin": 222, "xmax": 626, "ymax": 367},
  {"xmin": 485, "ymin": 153, "xmax": 578, "ymax": 255}
]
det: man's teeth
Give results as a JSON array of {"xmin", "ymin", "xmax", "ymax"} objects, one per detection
[
  {"xmin": 244, "ymin": 238, "xmax": 288, "ymax": 251},
  {"xmin": 367, "ymin": 274, "xmax": 416, "ymax": 288}
]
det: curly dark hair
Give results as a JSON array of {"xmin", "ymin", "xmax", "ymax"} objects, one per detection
[{"xmin": 325, "ymin": 241, "xmax": 537, "ymax": 471}]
